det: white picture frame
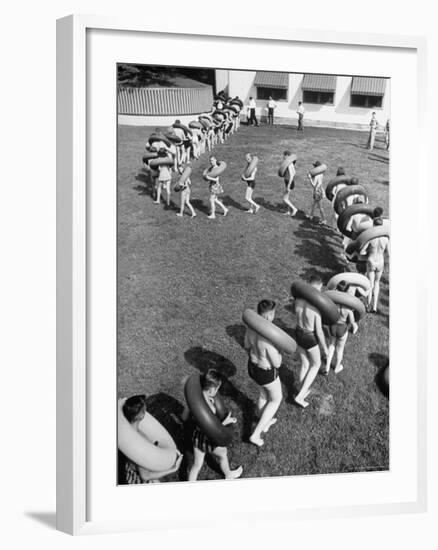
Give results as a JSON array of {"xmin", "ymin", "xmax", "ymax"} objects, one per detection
[{"xmin": 56, "ymin": 15, "xmax": 428, "ymax": 535}]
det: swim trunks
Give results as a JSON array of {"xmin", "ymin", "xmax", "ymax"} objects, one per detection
[
  {"xmin": 295, "ymin": 326, "xmax": 318, "ymax": 350},
  {"xmin": 247, "ymin": 359, "xmax": 278, "ymax": 386},
  {"xmin": 329, "ymin": 323, "xmax": 348, "ymax": 338}
]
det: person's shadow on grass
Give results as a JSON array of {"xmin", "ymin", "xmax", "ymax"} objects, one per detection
[
  {"xmin": 222, "ymin": 194, "xmax": 247, "ymax": 212},
  {"xmin": 184, "ymin": 346, "xmax": 256, "ymax": 441},
  {"xmin": 369, "ymin": 352, "xmax": 389, "ymax": 398},
  {"xmin": 190, "ymin": 199, "xmax": 210, "ymax": 216},
  {"xmin": 134, "ymin": 170, "xmax": 155, "ymax": 197},
  {"xmin": 256, "ymin": 196, "xmax": 286, "ymax": 213}
]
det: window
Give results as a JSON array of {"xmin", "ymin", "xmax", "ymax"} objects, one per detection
[
  {"xmin": 256, "ymin": 87, "xmax": 287, "ymax": 101},
  {"xmin": 350, "ymin": 94, "xmax": 383, "ymax": 108},
  {"xmin": 302, "ymin": 90, "xmax": 334, "ymax": 105}
]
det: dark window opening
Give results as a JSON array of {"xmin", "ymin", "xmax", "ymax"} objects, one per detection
[
  {"xmin": 350, "ymin": 94, "xmax": 383, "ymax": 108},
  {"xmin": 302, "ymin": 90, "xmax": 334, "ymax": 105},
  {"xmin": 256, "ymin": 87, "xmax": 287, "ymax": 101}
]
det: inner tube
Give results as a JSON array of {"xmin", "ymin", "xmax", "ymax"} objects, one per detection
[
  {"xmin": 327, "ymin": 272, "xmax": 371, "ymax": 294},
  {"xmin": 199, "ymin": 113, "xmax": 213, "ymax": 122},
  {"xmin": 148, "ymin": 156, "xmax": 174, "ymax": 169},
  {"xmin": 226, "ymin": 104, "xmax": 240, "ymax": 113},
  {"xmin": 189, "ymin": 120, "xmax": 203, "ymax": 130},
  {"xmin": 323, "ymin": 290, "xmax": 366, "ymax": 321},
  {"xmin": 309, "ymin": 163, "xmax": 327, "ymax": 177},
  {"xmin": 333, "ymin": 185, "xmax": 368, "ymax": 215},
  {"xmin": 165, "ymin": 132, "xmax": 183, "ymax": 145},
  {"xmin": 142, "ymin": 150, "xmax": 159, "ymax": 162},
  {"xmin": 198, "ymin": 117, "xmax": 212, "ymax": 130},
  {"xmin": 325, "ymin": 176, "xmax": 352, "ymax": 201},
  {"xmin": 278, "ymin": 154, "xmax": 297, "ymax": 177},
  {"xmin": 148, "ymin": 133, "xmax": 172, "ymax": 148},
  {"xmin": 184, "ymin": 374, "xmax": 232, "ymax": 447},
  {"xmin": 346, "ymin": 225, "xmax": 390, "ymax": 256},
  {"xmin": 118, "ymin": 407, "xmax": 179, "ymax": 473},
  {"xmin": 337, "ymin": 204, "xmax": 375, "ymax": 238},
  {"xmin": 203, "ymin": 161, "xmax": 227, "ymax": 180},
  {"xmin": 291, "ymin": 281, "xmax": 340, "ymax": 326},
  {"xmin": 242, "ymin": 309, "xmax": 297, "ymax": 355},
  {"xmin": 172, "ymin": 122, "xmax": 192, "ymax": 137},
  {"xmin": 178, "ymin": 164, "xmax": 192, "ymax": 185},
  {"xmin": 243, "ymin": 156, "xmax": 258, "ymax": 178},
  {"xmin": 213, "ymin": 111, "xmax": 225, "ymax": 120},
  {"xmin": 230, "ymin": 98, "xmax": 243, "ymax": 108}
]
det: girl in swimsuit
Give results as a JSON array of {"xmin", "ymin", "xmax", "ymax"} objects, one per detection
[
  {"xmin": 203, "ymin": 156, "xmax": 228, "ymax": 219},
  {"xmin": 244, "ymin": 299, "xmax": 283, "ymax": 447},
  {"xmin": 281, "ymin": 150, "xmax": 298, "ymax": 217},
  {"xmin": 241, "ymin": 153, "xmax": 260, "ymax": 214},
  {"xmin": 323, "ymin": 281, "xmax": 358, "ymax": 375}
]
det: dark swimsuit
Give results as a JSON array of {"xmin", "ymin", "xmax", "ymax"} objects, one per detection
[
  {"xmin": 329, "ymin": 323, "xmax": 348, "ymax": 338},
  {"xmin": 247, "ymin": 179, "xmax": 256, "ymax": 189},
  {"xmin": 295, "ymin": 326, "xmax": 318, "ymax": 350},
  {"xmin": 247, "ymin": 358, "xmax": 278, "ymax": 386}
]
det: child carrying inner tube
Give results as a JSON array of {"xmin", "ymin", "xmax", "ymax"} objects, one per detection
[
  {"xmin": 306, "ymin": 161, "xmax": 326, "ymax": 225},
  {"xmin": 323, "ymin": 281, "xmax": 358, "ymax": 375},
  {"xmin": 187, "ymin": 369, "xmax": 242, "ymax": 481},
  {"xmin": 244, "ymin": 299, "xmax": 283, "ymax": 447},
  {"xmin": 204, "ymin": 156, "xmax": 228, "ymax": 219}
]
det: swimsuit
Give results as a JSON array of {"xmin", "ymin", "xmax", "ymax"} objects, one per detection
[
  {"xmin": 192, "ymin": 424, "xmax": 216, "ymax": 453},
  {"xmin": 295, "ymin": 326, "xmax": 318, "ymax": 350},
  {"xmin": 329, "ymin": 323, "xmax": 348, "ymax": 338},
  {"xmin": 247, "ymin": 179, "xmax": 256, "ymax": 189},
  {"xmin": 247, "ymin": 358, "xmax": 278, "ymax": 386}
]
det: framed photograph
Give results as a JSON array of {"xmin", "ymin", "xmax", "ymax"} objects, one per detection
[{"xmin": 57, "ymin": 15, "xmax": 427, "ymax": 535}]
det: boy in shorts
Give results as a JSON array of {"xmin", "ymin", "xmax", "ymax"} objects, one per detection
[
  {"xmin": 244, "ymin": 299, "xmax": 283, "ymax": 447},
  {"xmin": 293, "ymin": 275, "xmax": 329, "ymax": 408},
  {"xmin": 187, "ymin": 369, "xmax": 243, "ymax": 481},
  {"xmin": 323, "ymin": 280, "xmax": 358, "ymax": 375}
]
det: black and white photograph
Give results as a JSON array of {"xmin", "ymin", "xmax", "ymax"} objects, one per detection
[{"xmin": 117, "ymin": 63, "xmax": 390, "ymax": 484}]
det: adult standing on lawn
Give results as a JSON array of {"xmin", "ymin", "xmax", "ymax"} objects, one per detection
[
  {"xmin": 367, "ymin": 112, "xmax": 378, "ymax": 151},
  {"xmin": 244, "ymin": 299, "xmax": 283, "ymax": 447},
  {"xmin": 266, "ymin": 96, "xmax": 277, "ymax": 125},
  {"xmin": 247, "ymin": 97, "xmax": 259, "ymax": 127},
  {"xmin": 282, "ymin": 151, "xmax": 298, "ymax": 217},
  {"xmin": 203, "ymin": 156, "xmax": 229, "ymax": 220},
  {"xmin": 293, "ymin": 275, "xmax": 329, "ymax": 408},
  {"xmin": 385, "ymin": 119, "xmax": 390, "ymax": 150},
  {"xmin": 296, "ymin": 101, "xmax": 305, "ymax": 131}
]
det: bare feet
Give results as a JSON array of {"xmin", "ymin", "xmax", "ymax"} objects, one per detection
[
  {"xmin": 191, "ymin": 213, "xmax": 197, "ymax": 218},
  {"xmin": 207, "ymin": 214, "xmax": 215, "ymax": 219},
  {"xmin": 176, "ymin": 213, "xmax": 183, "ymax": 217},
  {"xmin": 223, "ymin": 208, "xmax": 229, "ymax": 217},
  {"xmin": 334, "ymin": 364, "xmax": 344, "ymax": 374},
  {"xmin": 290, "ymin": 208, "xmax": 298, "ymax": 217},
  {"xmin": 294, "ymin": 396, "xmax": 309, "ymax": 408},
  {"xmin": 246, "ymin": 209, "xmax": 254, "ymax": 214},
  {"xmin": 254, "ymin": 205, "xmax": 261, "ymax": 213},
  {"xmin": 226, "ymin": 466, "xmax": 243, "ymax": 480},
  {"xmin": 249, "ymin": 434, "xmax": 264, "ymax": 447},
  {"xmin": 283, "ymin": 211, "xmax": 291, "ymax": 216},
  {"xmin": 262, "ymin": 418, "xmax": 277, "ymax": 434},
  {"xmin": 153, "ymin": 201, "xmax": 160, "ymax": 204}
]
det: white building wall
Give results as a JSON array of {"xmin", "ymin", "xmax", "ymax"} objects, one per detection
[
  {"xmin": 215, "ymin": 70, "xmax": 230, "ymax": 95},
  {"xmin": 224, "ymin": 70, "xmax": 390, "ymax": 131}
]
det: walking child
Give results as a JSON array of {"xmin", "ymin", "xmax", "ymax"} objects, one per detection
[
  {"xmin": 306, "ymin": 161, "xmax": 326, "ymax": 224},
  {"xmin": 241, "ymin": 153, "xmax": 260, "ymax": 214},
  {"xmin": 187, "ymin": 369, "xmax": 243, "ymax": 481}
]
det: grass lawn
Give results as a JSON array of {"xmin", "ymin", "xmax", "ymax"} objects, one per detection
[{"xmin": 117, "ymin": 122, "xmax": 390, "ymax": 481}]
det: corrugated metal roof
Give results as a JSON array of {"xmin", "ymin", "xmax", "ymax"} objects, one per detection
[
  {"xmin": 254, "ymin": 71, "xmax": 289, "ymax": 89},
  {"xmin": 351, "ymin": 77, "xmax": 387, "ymax": 96},
  {"xmin": 302, "ymin": 74, "xmax": 337, "ymax": 92}
]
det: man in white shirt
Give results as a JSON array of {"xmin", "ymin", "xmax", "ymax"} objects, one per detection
[
  {"xmin": 367, "ymin": 112, "xmax": 378, "ymax": 151},
  {"xmin": 296, "ymin": 101, "xmax": 305, "ymax": 131},
  {"xmin": 266, "ymin": 96, "xmax": 277, "ymax": 125},
  {"xmin": 247, "ymin": 97, "xmax": 259, "ymax": 127}
]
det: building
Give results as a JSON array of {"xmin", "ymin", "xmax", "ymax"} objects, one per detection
[
  {"xmin": 118, "ymin": 74, "xmax": 214, "ymax": 126},
  {"xmin": 215, "ymin": 70, "xmax": 390, "ymax": 131}
]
